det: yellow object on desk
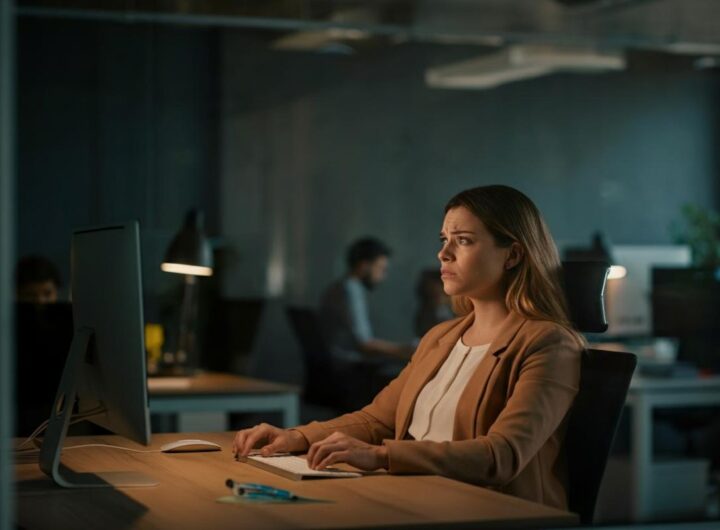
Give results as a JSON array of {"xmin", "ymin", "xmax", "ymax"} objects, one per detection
[{"xmin": 145, "ymin": 323, "xmax": 164, "ymax": 375}]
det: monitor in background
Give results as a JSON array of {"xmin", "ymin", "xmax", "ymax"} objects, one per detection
[
  {"xmin": 652, "ymin": 267, "xmax": 720, "ymax": 372},
  {"xmin": 39, "ymin": 221, "xmax": 157, "ymax": 488},
  {"xmin": 604, "ymin": 245, "xmax": 691, "ymax": 337}
]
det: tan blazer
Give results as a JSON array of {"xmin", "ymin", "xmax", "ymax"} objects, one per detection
[{"xmin": 295, "ymin": 310, "xmax": 582, "ymax": 510}]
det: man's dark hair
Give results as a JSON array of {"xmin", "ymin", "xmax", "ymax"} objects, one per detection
[
  {"xmin": 346, "ymin": 237, "xmax": 392, "ymax": 269},
  {"xmin": 15, "ymin": 255, "xmax": 62, "ymax": 288}
]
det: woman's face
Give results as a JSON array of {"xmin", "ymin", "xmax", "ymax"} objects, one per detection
[{"xmin": 438, "ymin": 206, "xmax": 517, "ymax": 302}]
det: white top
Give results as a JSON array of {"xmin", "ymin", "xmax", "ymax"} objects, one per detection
[{"xmin": 408, "ymin": 338, "xmax": 490, "ymax": 442}]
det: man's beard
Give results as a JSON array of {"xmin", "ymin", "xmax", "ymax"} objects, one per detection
[{"xmin": 360, "ymin": 273, "xmax": 376, "ymax": 291}]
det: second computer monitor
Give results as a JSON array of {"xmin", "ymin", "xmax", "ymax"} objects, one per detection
[{"xmin": 652, "ymin": 267, "xmax": 720, "ymax": 371}]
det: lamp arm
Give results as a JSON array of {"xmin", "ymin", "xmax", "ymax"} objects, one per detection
[{"xmin": 177, "ymin": 274, "xmax": 197, "ymax": 364}]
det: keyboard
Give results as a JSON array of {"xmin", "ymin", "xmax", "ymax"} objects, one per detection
[{"xmin": 242, "ymin": 455, "xmax": 362, "ymax": 480}]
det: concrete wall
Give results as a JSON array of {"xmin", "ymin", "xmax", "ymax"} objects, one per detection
[
  {"xmin": 16, "ymin": 19, "xmax": 219, "ymax": 306},
  {"xmin": 16, "ymin": 23, "xmax": 720, "ymax": 384},
  {"xmin": 219, "ymin": 35, "xmax": 720, "ymax": 377}
]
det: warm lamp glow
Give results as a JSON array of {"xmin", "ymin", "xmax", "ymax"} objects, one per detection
[
  {"xmin": 607, "ymin": 265, "xmax": 627, "ymax": 280},
  {"xmin": 161, "ymin": 263, "xmax": 213, "ymax": 277}
]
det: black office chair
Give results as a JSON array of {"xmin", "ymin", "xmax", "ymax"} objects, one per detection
[
  {"xmin": 202, "ymin": 297, "xmax": 265, "ymax": 372},
  {"xmin": 285, "ymin": 306, "xmax": 338, "ymax": 407},
  {"xmin": 562, "ymin": 260, "xmax": 611, "ymax": 334},
  {"xmin": 561, "ymin": 261, "xmax": 638, "ymax": 525},
  {"xmin": 565, "ymin": 348, "xmax": 636, "ymax": 524},
  {"xmin": 285, "ymin": 306, "xmax": 381, "ymax": 413}
]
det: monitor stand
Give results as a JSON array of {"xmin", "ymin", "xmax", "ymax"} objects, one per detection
[{"xmin": 39, "ymin": 327, "xmax": 158, "ymax": 488}]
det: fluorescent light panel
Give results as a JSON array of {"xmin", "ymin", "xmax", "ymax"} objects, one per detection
[{"xmin": 426, "ymin": 44, "xmax": 625, "ymax": 90}]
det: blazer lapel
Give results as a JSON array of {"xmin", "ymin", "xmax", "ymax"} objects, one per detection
[
  {"xmin": 453, "ymin": 311, "xmax": 528, "ymax": 439},
  {"xmin": 395, "ymin": 313, "xmax": 473, "ymax": 439}
]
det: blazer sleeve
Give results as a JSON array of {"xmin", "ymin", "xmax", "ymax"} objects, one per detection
[{"xmin": 383, "ymin": 326, "xmax": 581, "ymax": 487}]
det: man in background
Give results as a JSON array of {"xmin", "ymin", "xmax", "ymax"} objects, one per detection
[
  {"xmin": 15, "ymin": 255, "xmax": 61, "ymax": 304},
  {"xmin": 320, "ymin": 237, "xmax": 414, "ymax": 363}
]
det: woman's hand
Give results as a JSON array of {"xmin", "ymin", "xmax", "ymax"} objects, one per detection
[
  {"xmin": 232, "ymin": 423, "xmax": 309, "ymax": 458},
  {"xmin": 307, "ymin": 432, "xmax": 388, "ymax": 471}
]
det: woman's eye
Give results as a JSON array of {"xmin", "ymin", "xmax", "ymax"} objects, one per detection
[
  {"xmin": 439, "ymin": 237, "xmax": 447, "ymax": 245},
  {"xmin": 458, "ymin": 237, "xmax": 470, "ymax": 245}
]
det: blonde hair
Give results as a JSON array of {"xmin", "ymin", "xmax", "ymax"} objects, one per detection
[{"xmin": 445, "ymin": 185, "xmax": 581, "ymax": 340}]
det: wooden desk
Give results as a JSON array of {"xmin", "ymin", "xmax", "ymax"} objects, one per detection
[
  {"xmin": 15, "ymin": 432, "xmax": 578, "ymax": 529},
  {"xmin": 148, "ymin": 372, "xmax": 300, "ymax": 431}
]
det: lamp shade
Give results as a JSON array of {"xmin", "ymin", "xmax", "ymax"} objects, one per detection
[{"xmin": 161, "ymin": 210, "xmax": 213, "ymax": 276}]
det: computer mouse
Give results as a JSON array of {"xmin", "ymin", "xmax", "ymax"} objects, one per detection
[{"xmin": 160, "ymin": 439, "xmax": 222, "ymax": 453}]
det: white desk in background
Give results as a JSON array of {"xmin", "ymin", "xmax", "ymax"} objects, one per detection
[
  {"xmin": 148, "ymin": 372, "xmax": 300, "ymax": 432},
  {"xmin": 625, "ymin": 374, "xmax": 720, "ymax": 521}
]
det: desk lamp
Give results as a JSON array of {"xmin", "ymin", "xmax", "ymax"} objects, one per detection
[{"xmin": 161, "ymin": 209, "xmax": 213, "ymax": 374}]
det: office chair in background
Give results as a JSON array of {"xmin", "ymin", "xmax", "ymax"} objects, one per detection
[
  {"xmin": 562, "ymin": 260, "xmax": 638, "ymax": 525},
  {"xmin": 285, "ymin": 306, "xmax": 384, "ymax": 414},
  {"xmin": 203, "ymin": 298, "xmax": 265, "ymax": 373}
]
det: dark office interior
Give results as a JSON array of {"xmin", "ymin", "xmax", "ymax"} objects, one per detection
[{"xmin": 2, "ymin": 1, "xmax": 720, "ymax": 529}]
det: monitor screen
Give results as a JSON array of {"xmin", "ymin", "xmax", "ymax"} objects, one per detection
[
  {"xmin": 652, "ymin": 267, "xmax": 720, "ymax": 337},
  {"xmin": 39, "ymin": 221, "xmax": 155, "ymax": 487},
  {"xmin": 652, "ymin": 267, "xmax": 720, "ymax": 371}
]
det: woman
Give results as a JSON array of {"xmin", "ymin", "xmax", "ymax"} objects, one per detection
[{"xmin": 233, "ymin": 185, "xmax": 583, "ymax": 510}]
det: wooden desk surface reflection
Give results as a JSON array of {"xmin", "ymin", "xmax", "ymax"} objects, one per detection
[
  {"xmin": 147, "ymin": 372, "xmax": 300, "ymax": 396},
  {"xmin": 147, "ymin": 372, "xmax": 301, "ymax": 429},
  {"xmin": 15, "ymin": 432, "xmax": 578, "ymax": 530}
]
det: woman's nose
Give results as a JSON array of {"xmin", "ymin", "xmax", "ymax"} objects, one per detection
[{"xmin": 438, "ymin": 245, "xmax": 451, "ymax": 262}]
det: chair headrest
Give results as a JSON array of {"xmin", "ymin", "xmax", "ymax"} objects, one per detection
[{"xmin": 561, "ymin": 261, "xmax": 610, "ymax": 334}]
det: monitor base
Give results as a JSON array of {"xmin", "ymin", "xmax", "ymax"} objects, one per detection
[{"xmin": 54, "ymin": 465, "xmax": 158, "ymax": 488}]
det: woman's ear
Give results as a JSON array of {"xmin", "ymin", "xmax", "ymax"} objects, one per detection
[{"xmin": 505, "ymin": 242, "xmax": 523, "ymax": 271}]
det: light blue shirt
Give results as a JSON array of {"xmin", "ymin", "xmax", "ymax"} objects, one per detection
[{"xmin": 319, "ymin": 277, "xmax": 373, "ymax": 361}]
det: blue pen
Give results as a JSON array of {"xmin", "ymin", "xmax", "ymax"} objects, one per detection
[{"xmin": 225, "ymin": 479, "xmax": 298, "ymax": 500}]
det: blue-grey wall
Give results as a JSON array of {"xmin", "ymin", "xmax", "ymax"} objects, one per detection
[
  {"xmin": 220, "ymin": 36, "xmax": 719, "ymax": 363},
  {"xmin": 17, "ymin": 19, "xmax": 219, "ymax": 305},
  {"xmin": 16, "ymin": 23, "xmax": 720, "ymax": 384}
]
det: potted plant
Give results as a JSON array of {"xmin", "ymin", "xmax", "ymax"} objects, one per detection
[{"xmin": 671, "ymin": 204, "xmax": 720, "ymax": 269}]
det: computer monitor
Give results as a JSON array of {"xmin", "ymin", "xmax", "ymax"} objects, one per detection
[
  {"xmin": 652, "ymin": 267, "xmax": 720, "ymax": 371},
  {"xmin": 604, "ymin": 245, "xmax": 691, "ymax": 337},
  {"xmin": 39, "ymin": 221, "xmax": 156, "ymax": 487}
]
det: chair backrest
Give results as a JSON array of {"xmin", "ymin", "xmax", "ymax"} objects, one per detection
[
  {"xmin": 565, "ymin": 348, "xmax": 637, "ymax": 524},
  {"xmin": 561, "ymin": 260, "xmax": 610, "ymax": 333},
  {"xmin": 560, "ymin": 260, "xmax": 637, "ymax": 523},
  {"xmin": 202, "ymin": 297, "xmax": 264, "ymax": 372},
  {"xmin": 286, "ymin": 306, "xmax": 330, "ymax": 365},
  {"xmin": 285, "ymin": 306, "xmax": 336, "ymax": 404}
]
